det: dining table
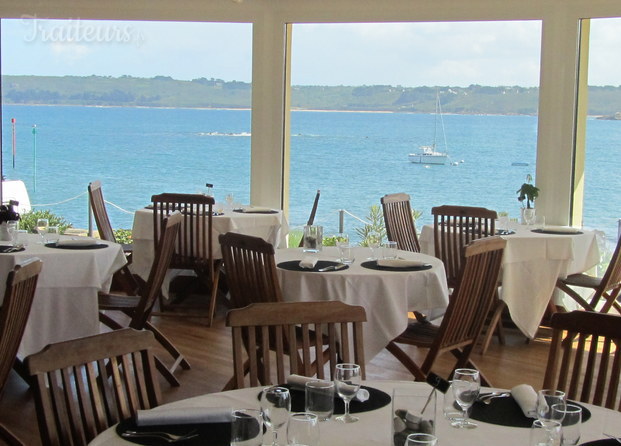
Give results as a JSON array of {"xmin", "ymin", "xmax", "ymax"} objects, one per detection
[
  {"xmin": 0, "ymin": 233, "xmax": 127, "ymax": 358},
  {"xmin": 418, "ymin": 222, "xmax": 601, "ymax": 338},
  {"xmin": 88, "ymin": 380, "xmax": 618, "ymax": 446},
  {"xmin": 274, "ymin": 247, "xmax": 450, "ymax": 361}
]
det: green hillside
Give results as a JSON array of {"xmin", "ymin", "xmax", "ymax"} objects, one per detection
[{"xmin": 2, "ymin": 74, "xmax": 621, "ymax": 116}]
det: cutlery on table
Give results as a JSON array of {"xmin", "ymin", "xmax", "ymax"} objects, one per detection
[
  {"xmin": 477, "ymin": 391, "xmax": 510, "ymax": 404},
  {"xmin": 317, "ymin": 264, "xmax": 347, "ymax": 272},
  {"xmin": 121, "ymin": 429, "xmax": 198, "ymax": 443}
]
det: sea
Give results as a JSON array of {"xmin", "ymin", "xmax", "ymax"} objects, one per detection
[{"xmin": 1, "ymin": 105, "xmax": 619, "ymax": 247}]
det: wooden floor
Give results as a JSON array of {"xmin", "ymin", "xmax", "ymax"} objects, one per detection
[{"xmin": 0, "ymin": 305, "xmax": 554, "ymax": 446}]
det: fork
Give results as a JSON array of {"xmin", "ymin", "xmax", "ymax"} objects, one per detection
[{"xmin": 121, "ymin": 429, "xmax": 198, "ymax": 443}]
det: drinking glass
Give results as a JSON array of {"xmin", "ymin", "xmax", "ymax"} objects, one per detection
[
  {"xmin": 36, "ymin": 218, "xmax": 49, "ymax": 244},
  {"xmin": 382, "ymin": 241, "xmax": 398, "ymax": 259},
  {"xmin": 46, "ymin": 226, "xmax": 60, "ymax": 244},
  {"xmin": 260, "ymin": 386, "xmax": 291, "ymax": 446},
  {"xmin": 406, "ymin": 433, "xmax": 437, "ymax": 446},
  {"xmin": 537, "ymin": 390, "xmax": 566, "ymax": 425},
  {"xmin": 367, "ymin": 231, "xmax": 381, "ymax": 260},
  {"xmin": 530, "ymin": 419, "xmax": 561, "ymax": 446},
  {"xmin": 305, "ymin": 380, "xmax": 335, "ymax": 421},
  {"xmin": 231, "ymin": 409, "xmax": 263, "ymax": 446},
  {"xmin": 334, "ymin": 363, "xmax": 361, "ymax": 423},
  {"xmin": 523, "ymin": 208, "xmax": 536, "ymax": 226},
  {"xmin": 551, "ymin": 403, "xmax": 581, "ymax": 445},
  {"xmin": 451, "ymin": 368, "xmax": 480, "ymax": 429},
  {"xmin": 286, "ymin": 412, "xmax": 319, "ymax": 446},
  {"xmin": 225, "ymin": 193, "xmax": 235, "ymax": 209}
]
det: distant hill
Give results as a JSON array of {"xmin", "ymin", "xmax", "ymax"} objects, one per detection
[{"xmin": 2, "ymin": 74, "xmax": 621, "ymax": 116}]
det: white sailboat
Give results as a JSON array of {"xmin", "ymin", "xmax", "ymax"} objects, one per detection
[{"xmin": 409, "ymin": 91, "xmax": 449, "ymax": 165}]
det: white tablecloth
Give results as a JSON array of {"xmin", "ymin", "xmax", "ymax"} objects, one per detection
[
  {"xmin": 88, "ymin": 380, "xmax": 616, "ymax": 446},
  {"xmin": 0, "ymin": 234, "xmax": 127, "ymax": 357},
  {"xmin": 275, "ymin": 247, "xmax": 449, "ymax": 361},
  {"xmin": 131, "ymin": 208, "xmax": 289, "ymax": 283},
  {"xmin": 419, "ymin": 223, "xmax": 601, "ymax": 338}
]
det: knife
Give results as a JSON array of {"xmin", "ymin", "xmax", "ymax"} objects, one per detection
[{"xmin": 318, "ymin": 263, "xmax": 347, "ymax": 272}]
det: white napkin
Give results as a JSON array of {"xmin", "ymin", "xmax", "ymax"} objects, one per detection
[
  {"xmin": 136, "ymin": 406, "xmax": 233, "ymax": 426},
  {"xmin": 286, "ymin": 374, "xmax": 369, "ymax": 402},
  {"xmin": 299, "ymin": 257, "xmax": 318, "ymax": 269},
  {"xmin": 541, "ymin": 225, "xmax": 581, "ymax": 234},
  {"xmin": 241, "ymin": 206, "xmax": 274, "ymax": 213},
  {"xmin": 376, "ymin": 259, "xmax": 427, "ymax": 268},
  {"xmin": 55, "ymin": 238, "xmax": 100, "ymax": 247},
  {"xmin": 511, "ymin": 384, "xmax": 538, "ymax": 418}
]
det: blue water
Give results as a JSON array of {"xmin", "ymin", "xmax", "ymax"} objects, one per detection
[{"xmin": 1, "ymin": 105, "xmax": 619, "ymax": 243}]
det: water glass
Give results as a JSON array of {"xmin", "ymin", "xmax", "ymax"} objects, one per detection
[
  {"xmin": 338, "ymin": 243, "xmax": 355, "ymax": 264},
  {"xmin": 46, "ymin": 226, "xmax": 60, "ymax": 244},
  {"xmin": 367, "ymin": 232, "xmax": 381, "ymax": 260},
  {"xmin": 530, "ymin": 419, "xmax": 561, "ymax": 446},
  {"xmin": 443, "ymin": 381, "xmax": 463, "ymax": 424},
  {"xmin": 535, "ymin": 215, "xmax": 546, "ymax": 230},
  {"xmin": 406, "ymin": 433, "xmax": 437, "ymax": 446},
  {"xmin": 286, "ymin": 412, "xmax": 319, "ymax": 446},
  {"xmin": 523, "ymin": 208, "xmax": 536, "ymax": 225},
  {"xmin": 451, "ymin": 368, "xmax": 480, "ymax": 429},
  {"xmin": 36, "ymin": 218, "xmax": 49, "ymax": 244},
  {"xmin": 260, "ymin": 386, "xmax": 291, "ymax": 446},
  {"xmin": 303, "ymin": 225, "xmax": 323, "ymax": 253},
  {"xmin": 382, "ymin": 241, "xmax": 398, "ymax": 259},
  {"xmin": 497, "ymin": 214, "xmax": 510, "ymax": 232},
  {"xmin": 537, "ymin": 390, "xmax": 566, "ymax": 424},
  {"xmin": 305, "ymin": 380, "xmax": 335, "ymax": 421},
  {"xmin": 7, "ymin": 221, "xmax": 18, "ymax": 247},
  {"xmin": 551, "ymin": 404, "xmax": 581, "ymax": 445},
  {"xmin": 231, "ymin": 409, "xmax": 263, "ymax": 446},
  {"xmin": 334, "ymin": 363, "xmax": 361, "ymax": 423}
]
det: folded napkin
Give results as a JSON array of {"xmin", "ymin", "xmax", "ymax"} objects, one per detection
[
  {"xmin": 299, "ymin": 257, "xmax": 318, "ymax": 269},
  {"xmin": 56, "ymin": 238, "xmax": 100, "ymax": 247},
  {"xmin": 376, "ymin": 259, "xmax": 427, "ymax": 268},
  {"xmin": 136, "ymin": 406, "xmax": 233, "ymax": 426},
  {"xmin": 241, "ymin": 206, "xmax": 274, "ymax": 213},
  {"xmin": 286, "ymin": 374, "xmax": 369, "ymax": 402},
  {"xmin": 541, "ymin": 225, "xmax": 581, "ymax": 234},
  {"xmin": 511, "ymin": 384, "xmax": 538, "ymax": 418}
]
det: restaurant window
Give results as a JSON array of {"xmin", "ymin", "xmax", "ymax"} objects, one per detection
[
  {"xmin": 288, "ymin": 21, "xmax": 542, "ymax": 240},
  {"xmin": 1, "ymin": 19, "xmax": 252, "ymax": 230}
]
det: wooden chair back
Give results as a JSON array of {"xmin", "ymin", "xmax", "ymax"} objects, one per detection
[
  {"xmin": 129, "ymin": 212, "xmax": 182, "ymax": 329},
  {"xmin": 151, "ymin": 193, "xmax": 215, "ymax": 274},
  {"xmin": 226, "ymin": 301, "xmax": 366, "ymax": 389},
  {"xmin": 421, "ymin": 236, "xmax": 505, "ymax": 373},
  {"xmin": 0, "ymin": 258, "xmax": 41, "ymax": 397},
  {"xmin": 432, "ymin": 204, "xmax": 497, "ymax": 287},
  {"xmin": 591, "ymin": 235, "xmax": 621, "ymax": 313},
  {"xmin": 26, "ymin": 329, "xmax": 161, "ymax": 446},
  {"xmin": 543, "ymin": 311, "xmax": 621, "ymax": 410},
  {"xmin": 88, "ymin": 180, "xmax": 116, "ymax": 243},
  {"xmin": 219, "ymin": 232, "xmax": 283, "ymax": 308},
  {"xmin": 381, "ymin": 193, "xmax": 420, "ymax": 252},
  {"xmin": 298, "ymin": 190, "xmax": 321, "ymax": 247}
]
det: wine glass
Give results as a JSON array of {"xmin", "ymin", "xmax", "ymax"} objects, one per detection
[
  {"xmin": 36, "ymin": 218, "xmax": 49, "ymax": 244},
  {"xmin": 260, "ymin": 386, "xmax": 291, "ymax": 446},
  {"xmin": 225, "ymin": 193, "xmax": 235, "ymax": 209},
  {"xmin": 451, "ymin": 368, "xmax": 480, "ymax": 429},
  {"xmin": 537, "ymin": 390, "xmax": 566, "ymax": 426},
  {"xmin": 334, "ymin": 363, "xmax": 361, "ymax": 423}
]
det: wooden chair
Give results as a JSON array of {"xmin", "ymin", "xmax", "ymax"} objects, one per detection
[
  {"xmin": 151, "ymin": 193, "xmax": 222, "ymax": 325},
  {"xmin": 543, "ymin": 311, "xmax": 621, "ymax": 409},
  {"xmin": 227, "ymin": 301, "xmax": 366, "ymax": 389},
  {"xmin": 25, "ymin": 328, "xmax": 161, "ymax": 446},
  {"xmin": 98, "ymin": 212, "xmax": 189, "ymax": 387},
  {"xmin": 0, "ymin": 258, "xmax": 42, "ymax": 446},
  {"xmin": 432, "ymin": 204, "xmax": 503, "ymax": 353},
  {"xmin": 385, "ymin": 236, "xmax": 506, "ymax": 385},
  {"xmin": 555, "ymin": 235, "xmax": 621, "ymax": 314},
  {"xmin": 298, "ymin": 190, "xmax": 321, "ymax": 248},
  {"xmin": 381, "ymin": 193, "xmax": 420, "ymax": 253},
  {"xmin": 88, "ymin": 180, "xmax": 139, "ymax": 295}
]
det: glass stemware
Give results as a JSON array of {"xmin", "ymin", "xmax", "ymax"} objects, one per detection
[
  {"xmin": 334, "ymin": 363, "xmax": 361, "ymax": 423},
  {"xmin": 451, "ymin": 368, "xmax": 480, "ymax": 429},
  {"xmin": 36, "ymin": 218, "xmax": 49, "ymax": 244},
  {"xmin": 537, "ymin": 390, "xmax": 566, "ymax": 426},
  {"xmin": 260, "ymin": 386, "xmax": 291, "ymax": 446}
]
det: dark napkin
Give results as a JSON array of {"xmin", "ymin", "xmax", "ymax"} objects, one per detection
[
  {"xmin": 45, "ymin": 242, "xmax": 107, "ymax": 250},
  {"xmin": 360, "ymin": 260, "xmax": 432, "ymax": 272},
  {"xmin": 0, "ymin": 246, "xmax": 25, "ymax": 253},
  {"xmin": 531, "ymin": 229, "xmax": 583, "ymax": 235},
  {"xmin": 469, "ymin": 396, "xmax": 591, "ymax": 428},
  {"xmin": 116, "ymin": 418, "xmax": 231, "ymax": 446},
  {"xmin": 277, "ymin": 260, "xmax": 349, "ymax": 273},
  {"xmin": 258, "ymin": 384, "xmax": 391, "ymax": 414},
  {"xmin": 580, "ymin": 440, "xmax": 619, "ymax": 445},
  {"xmin": 233, "ymin": 209, "xmax": 278, "ymax": 214}
]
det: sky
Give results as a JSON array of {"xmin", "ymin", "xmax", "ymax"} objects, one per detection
[{"xmin": 1, "ymin": 17, "xmax": 620, "ymax": 87}]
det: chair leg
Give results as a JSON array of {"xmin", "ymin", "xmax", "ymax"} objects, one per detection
[
  {"xmin": 479, "ymin": 299, "xmax": 506, "ymax": 355},
  {"xmin": 154, "ymin": 355, "xmax": 181, "ymax": 387},
  {"xmin": 145, "ymin": 321, "xmax": 191, "ymax": 370},
  {"xmin": 0, "ymin": 422, "xmax": 26, "ymax": 446},
  {"xmin": 385, "ymin": 341, "xmax": 427, "ymax": 381},
  {"xmin": 98, "ymin": 311, "xmax": 125, "ymax": 330},
  {"xmin": 556, "ymin": 281, "xmax": 596, "ymax": 311},
  {"xmin": 206, "ymin": 266, "xmax": 222, "ymax": 327}
]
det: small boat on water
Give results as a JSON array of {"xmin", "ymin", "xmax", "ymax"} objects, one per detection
[{"xmin": 409, "ymin": 90, "xmax": 450, "ymax": 165}]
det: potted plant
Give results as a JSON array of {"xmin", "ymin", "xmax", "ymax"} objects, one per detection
[{"xmin": 517, "ymin": 174, "xmax": 539, "ymax": 224}]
